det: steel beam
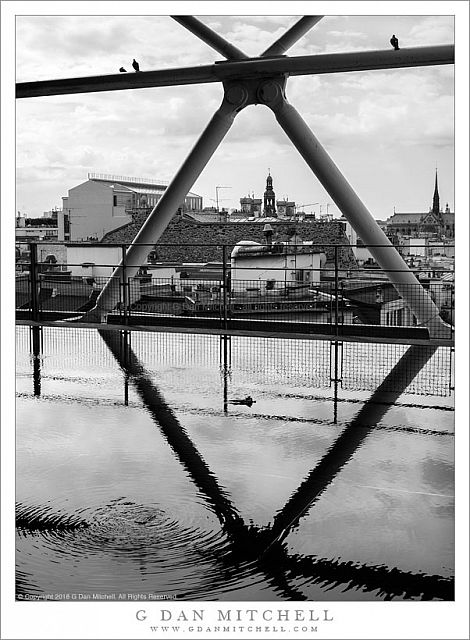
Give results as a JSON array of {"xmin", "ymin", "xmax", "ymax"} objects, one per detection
[
  {"xmin": 261, "ymin": 16, "xmax": 323, "ymax": 57},
  {"xmin": 16, "ymin": 45, "xmax": 454, "ymax": 98},
  {"xmin": 172, "ymin": 15, "xmax": 248, "ymax": 60},
  {"xmin": 87, "ymin": 92, "xmax": 244, "ymax": 319},
  {"xmin": 259, "ymin": 84, "xmax": 447, "ymax": 336}
]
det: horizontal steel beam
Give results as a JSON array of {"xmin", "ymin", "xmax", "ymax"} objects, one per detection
[{"xmin": 16, "ymin": 45, "xmax": 454, "ymax": 98}]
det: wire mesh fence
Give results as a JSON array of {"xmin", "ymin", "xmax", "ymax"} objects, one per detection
[
  {"xmin": 341, "ymin": 342, "xmax": 453, "ymax": 396},
  {"xmin": 16, "ymin": 240, "xmax": 454, "ymax": 338},
  {"xmin": 230, "ymin": 336, "xmax": 332, "ymax": 388},
  {"xmin": 16, "ymin": 325, "xmax": 454, "ymax": 397}
]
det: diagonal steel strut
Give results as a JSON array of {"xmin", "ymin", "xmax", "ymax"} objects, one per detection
[
  {"xmin": 172, "ymin": 15, "xmax": 248, "ymax": 60},
  {"xmin": 261, "ymin": 16, "xmax": 324, "ymax": 57},
  {"xmin": 16, "ymin": 16, "xmax": 454, "ymax": 336},
  {"xmin": 86, "ymin": 85, "xmax": 247, "ymax": 320},
  {"xmin": 88, "ymin": 71, "xmax": 448, "ymax": 336},
  {"xmin": 261, "ymin": 82, "xmax": 447, "ymax": 337}
]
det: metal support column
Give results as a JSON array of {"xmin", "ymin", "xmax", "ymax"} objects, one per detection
[
  {"xmin": 263, "ymin": 85, "xmax": 447, "ymax": 337},
  {"xmin": 88, "ymin": 94, "xmax": 245, "ymax": 320}
]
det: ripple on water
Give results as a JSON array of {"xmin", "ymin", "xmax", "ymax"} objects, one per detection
[{"xmin": 16, "ymin": 498, "xmax": 268, "ymax": 599}]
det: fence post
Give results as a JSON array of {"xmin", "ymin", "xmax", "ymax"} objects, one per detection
[
  {"xmin": 341, "ymin": 280, "xmax": 345, "ymax": 326},
  {"xmin": 334, "ymin": 245, "xmax": 339, "ymax": 336},
  {"xmin": 450, "ymin": 281, "xmax": 454, "ymax": 340},
  {"xmin": 30, "ymin": 242, "xmax": 39, "ymax": 321},
  {"xmin": 222, "ymin": 245, "xmax": 228, "ymax": 329},
  {"xmin": 121, "ymin": 244, "xmax": 128, "ymax": 325}
]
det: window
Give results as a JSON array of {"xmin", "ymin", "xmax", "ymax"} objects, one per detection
[{"xmin": 113, "ymin": 195, "xmax": 117, "ymax": 206}]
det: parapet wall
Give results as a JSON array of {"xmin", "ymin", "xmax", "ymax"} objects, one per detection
[{"xmin": 102, "ymin": 215, "xmax": 357, "ymax": 267}]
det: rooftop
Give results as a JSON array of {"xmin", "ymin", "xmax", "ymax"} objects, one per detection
[
  {"xmin": 233, "ymin": 242, "xmax": 324, "ymax": 259},
  {"xmin": 88, "ymin": 172, "xmax": 201, "ymax": 198}
]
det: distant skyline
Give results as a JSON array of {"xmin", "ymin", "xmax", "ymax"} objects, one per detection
[{"xmin": 15, "ymin": 12, "xmax": 455, "ymax": 219}]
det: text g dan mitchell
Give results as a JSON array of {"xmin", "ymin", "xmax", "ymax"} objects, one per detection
[{"xmin": 136, "ymin": 608, "xmax": 334, "ymax": 623}]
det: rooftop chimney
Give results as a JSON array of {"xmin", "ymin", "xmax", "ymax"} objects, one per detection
[{"xmin": 263, "ymin": 223, "xmax": 274, "ymax": 245}]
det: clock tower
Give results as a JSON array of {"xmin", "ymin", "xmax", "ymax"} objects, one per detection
[{"xmin": 263, "ymin": 171, "xmax": 276, "ymax": 217}]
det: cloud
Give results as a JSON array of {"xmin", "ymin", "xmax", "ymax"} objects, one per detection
[
  {"xmin": 327, "ymin": 30, "xmax": 367, "ymax": 39},
  {"xmin": 408, "ymin": 16, "xmax": 454, "ymax": 45},
  {"xmin": 14, "ymin": 15, "xmax": 455, "ymax": 217}
]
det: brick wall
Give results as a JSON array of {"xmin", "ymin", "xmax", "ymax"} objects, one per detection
[{"xmin": 102, "ymin": 214, "xmax": 357, "ymax": 267}]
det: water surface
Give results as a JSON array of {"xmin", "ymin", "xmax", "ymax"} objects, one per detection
[{"xmin": 16, "ymin": 326, "xmax": 454, "ymax": 601}]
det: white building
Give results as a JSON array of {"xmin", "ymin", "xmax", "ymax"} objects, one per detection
[
  {"xmin": 339, "ymin": 217, "xmax": 375, "ymax": 265},
  {"xmin": 399, "ymin": 237, "xmax": 427, "ymax": 257},
  {"xmin": 15, "ymin": 226, "xmax": 59, "ymax": 242},
  {"xmin": 230, "ymin": 241, "xmax": 326, "ymax": 294},
  {"xmin": 59, "ymin": 173, "xmax": 203, "ymax": 241},
  {"xmin": 66, "ymin": 245, "xmax": 123, "ymax": 279}
]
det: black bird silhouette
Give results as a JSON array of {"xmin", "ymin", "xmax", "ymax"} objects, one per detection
[
  {"xmin": 119, "ymin": 67, "xmax": 127, "ymax": 73},
  {"xmin": 132, "ymin": 58, "xmax": 140, "ymax": 72},
  {"xmin": 390, "ymin": 34, "xmax": 399, "ymax": 50}
]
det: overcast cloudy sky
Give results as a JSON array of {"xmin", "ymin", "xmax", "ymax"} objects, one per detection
[{"xmin": 14, "ymin": 9, "xmax": 455, "ymax": 219}]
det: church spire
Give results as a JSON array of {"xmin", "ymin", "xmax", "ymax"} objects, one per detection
[
  {"xmin": 432, "ymin": 169, "xmax": 440, "ymax": 215},
  {"xmin": 263, "ymin": 170, "xmax": 276, "ymax": 217}
]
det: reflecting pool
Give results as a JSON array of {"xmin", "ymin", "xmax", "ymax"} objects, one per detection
[{"xmin": 16, "ymin": 325, "xmax": 454, "ymax": 601}]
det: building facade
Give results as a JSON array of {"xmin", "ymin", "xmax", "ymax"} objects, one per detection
[
  {"xmin": 59, "ymin": 173, "xmax": 203, "ymax": 241},
  {"xmin": 230, "ymin": 241, "xmax": 326, "ymax": 294},
  {"xmin": 386, "ymin": 172, "xmax": 454, "ymax": 239},
  {"xmin": 276, "ymin": 200, "xmax": 296, "ymax": 218},
  {"xmin": 240, "ymin": 195, "xmax": 262, "ymax": 216}
]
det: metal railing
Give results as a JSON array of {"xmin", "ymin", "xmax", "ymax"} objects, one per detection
[
  {"xmin": 16, "ymin": 16, "xmax": 454, "ymax": 339},
  {"xmin": 16, "ymin": 241, "xmax": 454, "ymax": 340}
]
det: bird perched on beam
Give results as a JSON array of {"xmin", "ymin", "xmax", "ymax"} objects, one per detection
[
  {"xmin": 390, "ymin": 34, "xmax": 399, "ymax": 50},
  {"xmin": 119, "ymin": 67, "xmax": 127, "ymax": 72},
  {"xmin": 132, "ymin": 58, "xmax": 140, "ymax": 72}
]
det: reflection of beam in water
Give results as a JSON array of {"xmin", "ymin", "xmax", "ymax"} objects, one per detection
[
  {"xmin": 99, "ymin": 329, "xmax": 242, "ymax": 530},
  {"xmin": 220, "ymin": 335, "xmax": 231, "ymax": 415},
  {"xmin": 268, "ymin": 345, "xmax": 438, "ymax": 546},
  {"xmin": 97, "ymin": 331, "xmax": 452, "ymax": 599},
  {"xmin": 31, "ymin": 325, "xmax": 42, "ymax": 397},
  {"xmin": 276, "ymin": 553, "xmax": 454, "ymax": 601},
  {"xmin": 121, "ymin": 330, "xmax": 130, "ymax": 406}
]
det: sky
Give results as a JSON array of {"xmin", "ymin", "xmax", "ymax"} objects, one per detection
[{"xmin": 14, "ymin": 10, "xmax": 455, "ymax": 220}]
